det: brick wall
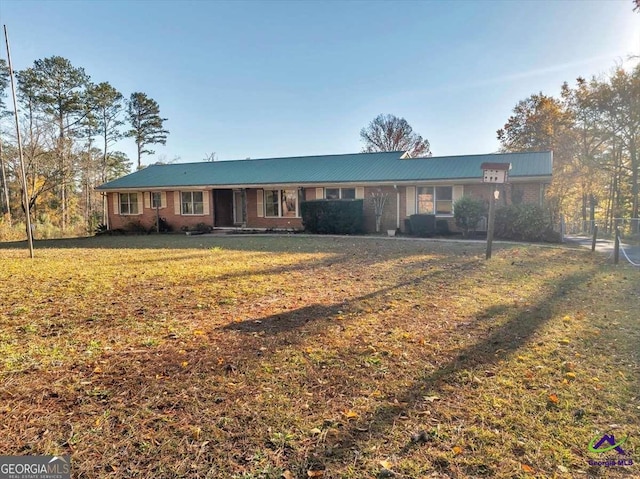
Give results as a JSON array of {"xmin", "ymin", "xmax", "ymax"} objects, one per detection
[
  {"xmin": 107, "ymin": 182, "xmax": 547, "ymax": 234},
  {"xmin": 245, "ymin": 188, "xmax": 304, "ymax": 230},
  {"xmin": 108, "ymin": 191, "xmax": 214, "ymax": 231}
]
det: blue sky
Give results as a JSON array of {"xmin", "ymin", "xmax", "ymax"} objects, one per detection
[{"xmin": 0, "ymin": 0, "xmax": 638, "ymax": 165}]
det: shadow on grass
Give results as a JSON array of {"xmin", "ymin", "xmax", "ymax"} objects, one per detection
[
  {"xmin": 220, "ymin": 259, "xmax": 481, "ymax": 335},
  {"xmin": 319, "ymin": 268, "xmax": 597, "ymax": 466},
  {"xmin": 0, "ymin": 233, "xmax": 488, "ymax": 256}
]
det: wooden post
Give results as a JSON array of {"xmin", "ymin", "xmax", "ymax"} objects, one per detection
[
  {"xmin": 4, "ymin": 25, "xmax": 33, "ymax": 258},
  {"xmin": 614, "ymin": 227, "xmax": 620, "ymax": 265},
  {"xmin": 486, "ymin": 187, "xmax": 496, "ymax": 260},
  {"xmin": 591, "ymin": 224, "xmax": 598, "ymax": 252}
]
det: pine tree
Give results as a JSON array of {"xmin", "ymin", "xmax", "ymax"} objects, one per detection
[{"xmin": 126, "ymin": 92, "xmax": 169, "ymax": 169}]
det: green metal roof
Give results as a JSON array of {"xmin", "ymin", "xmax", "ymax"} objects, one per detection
[{"xmin": 97, "ymin": 150, "xmax": 552, "ymax": 190}]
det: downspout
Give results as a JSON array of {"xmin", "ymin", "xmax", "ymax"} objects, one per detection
[{"xmin": 394, "ymin": 185, "xmax": 400, "ymax": 230}]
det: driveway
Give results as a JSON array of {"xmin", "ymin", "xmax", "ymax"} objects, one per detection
[{"xmin": 564, "ymin": 235, "xmax": 640, "ymax": 266}]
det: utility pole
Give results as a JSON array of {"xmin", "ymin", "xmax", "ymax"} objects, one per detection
[{"xmin": 4, "ymin": 25, "xmax": 34, "ymax": 258}]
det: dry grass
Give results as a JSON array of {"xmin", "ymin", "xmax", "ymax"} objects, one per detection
[{"xmin": 0, "ymin": 235, "xmax": 638, "ymax": 478}]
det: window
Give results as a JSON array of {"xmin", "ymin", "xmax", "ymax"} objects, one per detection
[
  {"xmin": 264, "ymin": 190, "xmax": 280, "ymax": 217},
  {"xmin": 281, "ymin": 190, "xmax": 297, "ymax": 217},
  {"xmin": 417, "ymin": 186, "xmax": 452, "ymax": 215},
  {"xmin": 264, "ymin": 189, "xmax": 300, "ymax": 217},
  {"xmin": 417, "ymin": 187, "xmax": 434, "ymax": 214},
  {"xmin": 119, "ymin": 193, "xmax": 138, "ymax": 215},
  {"xmin": 435, "ymin": 186, "xmax": 452, "ymax": 214},
  {"xmin": 181, "ymin": 191, "xmax": 204, "ymax": 215},
  {"xmin": 325, "ymin": 188, "xmax": 340, "ymax": 200},
  {"xmin": 325, "ymin": 187, "xmax": 356, "ymax": 200},
  {"xmin": 151, "ymin": 192, "xmax": 162, "ymax": 209}
]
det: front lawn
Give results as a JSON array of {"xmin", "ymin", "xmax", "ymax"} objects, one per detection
[{"xmin": 1, "ymin": 236, "xmax": 638, "ymax": 478}]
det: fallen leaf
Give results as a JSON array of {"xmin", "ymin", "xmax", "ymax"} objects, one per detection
[
  {"xmin": 343, "ymin": 410, "xmax": 358, "ymax": 419},
  {"xmin": 379, "ymin": 459, "xmax": 393, "ymax": 469},
  {"xmin": 452, "ymin": 446, "xmax": 462, "ymax": 455},
  {"xmin": 558, "ymin": 338, "xmax": 570, "ymax": 345},
  {"xmin": 307, "ymin": 470, "xmax": 324, "ymax": 478},
  {"xmin": 424, "ymin": 395, "xmax": 440, "ymax": 402},
  {"xmin": 548, "ymin": 393, "xmax": 559, "ymax": 404},
  {"xmin": 521, "ymin": 463, "xmax": 535, "ymax": 473},
  {"xmin": 565, "ymin": 372, "xmax": 576, "ymax": 380},
  {"xmin": 309, "ymin": 428, "xmax": 322, "ymax": 435},
  {"xmin": 282, "ymin": 471, "xmax": 294, "ymax": 479},
  {"xmin": 181, "ymin": 361, "xmax": 189, "ymax": 368},
  {"xmin": 557, "ymin": 465, "xmax": 569, "ymax": 473}
]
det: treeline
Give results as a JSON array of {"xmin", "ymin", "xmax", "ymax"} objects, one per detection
[
  {"xmin": 497, "ymin": 63, "xmax": 640, "ymax": 233},
  {"xmin": 0, "ymin": 56, "xmax": 169, "ymax": 238}
]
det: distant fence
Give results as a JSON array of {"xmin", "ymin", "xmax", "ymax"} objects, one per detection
[{"xmin": 564, "ymin": 218, "xmax": 640, "ymax": 238}]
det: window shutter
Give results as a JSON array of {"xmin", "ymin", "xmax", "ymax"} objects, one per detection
[
  {"xmin": 256, "ymin": 189, "xmax": 264, "ymax": 217},
  {"xmin": 315, "ymin": 187, "xmax": 324, "ymax": 200},
  {"xmin": 174, "ymin": 191, "xmax": 181, "ymax": 215},
  {"xmin": 452, "ymin": 186, "xmax": 464, "ymax": 213},
  {"xmin": 355, "ymin": 187, "xmax": 364, "ymax": 199},
  {"xmin": 160, "ymin": 192, "xmax": 167, "ymax": 208},
  {"xmin": 113, "ymin": 193, "xmax": 120, "ymax": 215},
  {"xmin": 137, "ymin": 193, "xmax": 143, "ymax": 215},
  {"xmin": 406, "ymin": 186, "xmax": 416, "ymax": 216},
  {"xmin": 144, "ymin": 193, "xmax": 151, "ymax": 209},
  {"xmin": 203, "ymin": 191, "xmax": 210, "ymax": 215}
]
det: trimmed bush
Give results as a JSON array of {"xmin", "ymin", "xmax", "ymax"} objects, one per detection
[
  {"xmin": 409, "ymin": 214, "xmax": 436, "ymax": 237},
  {"xmin": 454, "ymin": 196, "xmax": 486, "ymax": 238},
  {"xmin": 436, "ymin": 219, "xmax": 451, "ymax": 235},
  {"xmin": 301, "ymin": 199, "xmax": 364, "ymax": 234},
  {"xmin": 495, "ymin": 204, "xmax": 556, "ymax": 242}
]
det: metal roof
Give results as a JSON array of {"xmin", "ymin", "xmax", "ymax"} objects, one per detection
[{"xmin": 97, "ymin": 150, "xmax": 552, "ymax": 190}]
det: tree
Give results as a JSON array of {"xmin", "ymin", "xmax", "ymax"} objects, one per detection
[
  {"xmin": 126, "ymin": 92, "xmax": 169, "ymax": 169},
  {"xmin": 18, "ymin": 56, "xmax": 90, "ymax": 230},
  {"xmin": 105, "ymin": 151, "xmax": 132, "ymax": 181},
  {"xmin": 0, "ymin": 59, "xmax": 11, "ymax": 223},
  {"xmin": 360, "ymin": 114, "xmax": 431, "ymax": 157},
  {"xmin": 86, "ymin": 82, "xmax": 124, "ymax": 221},
  {"xmin": 454, "ymin": 196, "xmax": 486, "ymax": 238},
  {"xmin": 497, "ymin": 93, "xmax": 577, "ymax": 222}
]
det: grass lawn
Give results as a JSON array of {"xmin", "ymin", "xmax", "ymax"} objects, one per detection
[{"xmin": 1, "ymin": 235, "xmax": 638, "ymax": 478}]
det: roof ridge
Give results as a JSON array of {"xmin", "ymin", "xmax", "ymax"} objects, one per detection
[
  {"xmin": 411, "ymin": 150, "xmax": 552, "ymax": 160},
  {"xmin": 147, "ymin": 150, "xmax": 405, "ymax": 167}
]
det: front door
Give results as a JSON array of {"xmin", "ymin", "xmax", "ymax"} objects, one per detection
[
  {"xmin": 233, "ymin": 190, "xmax": 245, "ymax": 225},
  {"xmin": 214, "ymin": 189, "xmax": 234, "ymax": 227}
]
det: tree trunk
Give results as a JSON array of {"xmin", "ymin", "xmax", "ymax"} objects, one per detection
[{"xmin": 0, "ymin": 136, "xmax": 11, "ymax": 225}]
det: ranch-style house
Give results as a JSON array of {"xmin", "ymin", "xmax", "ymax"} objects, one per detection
[{"xmin": 96, "ymin": 150, "xmax": 553, "ymax": 234}]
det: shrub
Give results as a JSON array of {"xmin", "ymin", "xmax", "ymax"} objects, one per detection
[
  {"xmin": 436, "ymin": 219, "xmax": 451, "ymax": 235},
  {"xmin": 124, "ymin": 220, "xmax": 148, "ymax": 234},
  {"xmin": 494, "ymin": 204, "xmax": 556, "ymax": 242},
  {"xmin": 409, "ymin": 214, "xmax": 436, "ymax": 237},
  {"xmin": 454, "ymin": 196, "xmax": 486, "ymax": 238},
  {"xmin": 300, "ymin": 200, "xmax": 364, "ymax": 234}
]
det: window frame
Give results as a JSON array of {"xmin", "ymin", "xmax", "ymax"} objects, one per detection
[
  {"xmin": 263, "ymin": 188, "xmax": 300, "ymax": 218},
  {"xmin": 416, "ymin": 186, "xmax": 453, "ymax": 216},
  {"xmin": 119, "ymin": 192, "xmax": 139, "ymax": 215},
  {"xmin": 181, "ymin": 191, "xmax": 204, "ymax": 215},
  {"xmin": 151, "ymin": 192, "xmax": 162, "ymax": 209},
  {"xmin": 324, "ymin": 187, "xmax": 356, "ymax": 200}
]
